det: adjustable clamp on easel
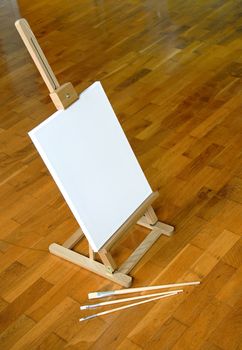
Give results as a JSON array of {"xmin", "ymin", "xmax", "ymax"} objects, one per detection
[{"xmin": 15, "ymin": 19, "xmax": 78, "ymax": 110}]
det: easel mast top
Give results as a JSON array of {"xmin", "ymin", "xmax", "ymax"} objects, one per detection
[{"xmin": 15, "ymin": 18, "xmax": 78, "ymax": 110}]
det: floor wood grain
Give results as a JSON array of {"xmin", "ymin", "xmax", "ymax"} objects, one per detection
[{"xmin": 0, "ymin": 0, "xmax": 242, "ymax": 349}]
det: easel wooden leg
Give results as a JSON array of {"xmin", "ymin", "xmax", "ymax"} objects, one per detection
[
  {"xmin": 49, "ymin": 243, "xmax": 132, "ymax": 287},
  {"xmin": 137, "ymin": 206, "xmax": 174, "ymax": 237},
  {"xmin": 89, "ymin": 245, "xmax": 96, "ymax": 260},
  {"xmin": 62, "ymin": 228, "xmax": 84, "ymax": 248},
  {"xmin": 99, "ymin": 249, "xmax": 117, "ymax": 273},
  {"xmin": 144, "ymin": 206, "xmax": 158, "ymax": 225}
]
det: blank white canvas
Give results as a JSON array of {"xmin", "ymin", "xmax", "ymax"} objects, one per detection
[{"xmin": 29, "ymin": 82, "xmax": 152, "ymax": 251}]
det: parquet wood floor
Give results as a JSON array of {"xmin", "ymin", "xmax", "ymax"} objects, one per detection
[{"xmin": 0, "ymin": 0, "xmax": 242, "ymax": 349}]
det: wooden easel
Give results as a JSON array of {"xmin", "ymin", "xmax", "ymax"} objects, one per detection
[{"xmin": 16, "ymin": 19, "xmax": 174, "ymax": 288}]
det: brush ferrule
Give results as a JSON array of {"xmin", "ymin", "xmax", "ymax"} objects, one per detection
[
  {"xmin": 79, "ymin": 314, "xmax": 97, "ymax": 322},
  {"xmin": 80, "ymin": 304, "xmax": 98, "ymax": 310},
  {"xmin": 95, "ymin": 291, "xmax": 114, "ymax": 298}
]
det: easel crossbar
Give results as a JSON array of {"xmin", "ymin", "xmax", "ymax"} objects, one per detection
[{"xmin": 118, "ymin": 228, "xmax": 163, "ymax": 274}]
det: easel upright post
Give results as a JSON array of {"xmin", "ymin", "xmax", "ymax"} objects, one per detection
[{"xmin": 15, "ymin": 19, "xmax": 78, "ymax": 110}]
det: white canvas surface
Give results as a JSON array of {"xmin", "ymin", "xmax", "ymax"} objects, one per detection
[{"xmin": 29, "ymin": 82, "xmax": 152, "ymax": 251}]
